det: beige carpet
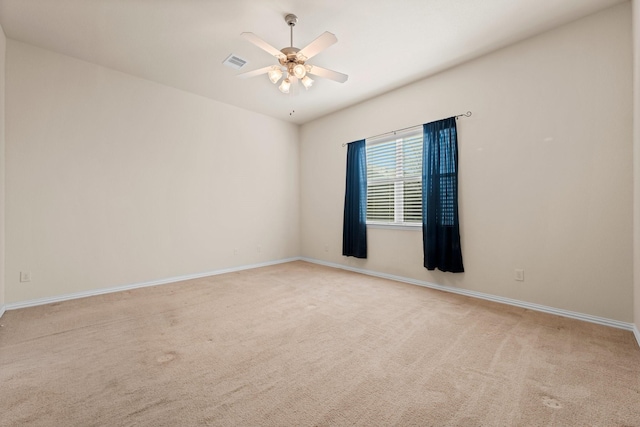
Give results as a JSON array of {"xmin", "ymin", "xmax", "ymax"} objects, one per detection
[{"xmin": 1, "ymin": 261, "xmax": 639, "ymax": 426}]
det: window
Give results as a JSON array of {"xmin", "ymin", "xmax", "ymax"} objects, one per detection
[{"xmin": 366, "ymin": 127, "xmax": 423, "ymax": 226}]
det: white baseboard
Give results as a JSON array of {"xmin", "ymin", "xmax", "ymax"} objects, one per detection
[
  {"xmin": 5, "ymin": 256, "xmax": 640, "ymax": 349},
  {"xmin": 301, "ymin": 257, "xmax": 637, "ymax": 333},
  {"xmin": 5, "ymin": 257, "xmax": 301, "ymax": 311}
]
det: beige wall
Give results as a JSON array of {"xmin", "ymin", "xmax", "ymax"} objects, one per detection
[
  {"xmin": 300, "ymin": 4, "xmax": 633, "ymax": 322},
  {"xmin": 634, "ymin": 0, "xmax": 640, "ymax": 337},
  {"xmin": 0, "ymin": 24, "xmax": 5, "ymax": 310},
  {"xmin": 5, "ymin": 41, "xmax": 300, "ymax": 303}
]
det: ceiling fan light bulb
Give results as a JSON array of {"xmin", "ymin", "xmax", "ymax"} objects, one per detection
[
  {"xmin": 268, "ymin": 68, "xmax": 283, "ymax": 84},
  {"xmin": 293, "ymin": 64, "xmax": 306, "ymax": 79},
  {"xmin": 279, "ymin": 78, "xmax": 291, "ymax": 93},
  {"xmin": 301, "ymin": 76, "xmax": 314, "ymax": 89}
]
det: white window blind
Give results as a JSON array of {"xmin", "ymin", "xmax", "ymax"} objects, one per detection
[{"xmin": 366, "ymin": 126, "xmax": 423, "ymax": 225}]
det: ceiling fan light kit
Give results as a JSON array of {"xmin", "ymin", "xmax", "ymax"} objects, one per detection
[
  {"xmin": 301, "ymin": 75, "xmax": 313, "ymax": 89},
  {"xmin": 292, "ymin": 63, "xmax": 306, "ymax": 79},
  {"xmin": 268, "ymin": 66, "xmax": 283, "ymax": 84},
  {"xmin": 279, "ymin": 78, "xmax": 291, "ymax": 94},
  {"xmin": 238, "ymin": 13, "xmax": 348, "ymax": 93}
]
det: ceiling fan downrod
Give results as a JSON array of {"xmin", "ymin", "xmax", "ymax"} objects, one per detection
[{"xmin": 285, "ymin": 14, "xmax": 298, "ymax": 48}]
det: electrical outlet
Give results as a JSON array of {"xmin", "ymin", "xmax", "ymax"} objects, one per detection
[
  {"xmin": 257, "ymin": 246, "xmax": 262, "ymax": 253},
  {"xmin": 20, "ymin": 271, "xmax": 31, "ymax": 282},
  {"xmin": 324, "ymin": 244, "xmax": 329, "ymax": 252},
  {"xmin": 514, "ymin": 269, "xmax": 524, "ymax": 281},
  {"xmin": 233, "ymin": 248, "xmax": 238, "ymax": 255}
]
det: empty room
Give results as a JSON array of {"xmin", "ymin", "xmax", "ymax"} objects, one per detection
[{"xmin": 1, "ymin": 0, "xmax": 640, "ymax": 425}]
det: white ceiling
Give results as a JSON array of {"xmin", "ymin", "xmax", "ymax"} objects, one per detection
[{"xmin": 0, "ymin": 0, "xmax": 626, "ymax": 124}]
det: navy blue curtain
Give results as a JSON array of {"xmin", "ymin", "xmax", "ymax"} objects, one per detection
[
  {"xmin": 342, "ymin": 139, "xmax": 367, "ymax": 258},
  {"xmin": 422, "ymin": 118, "xmax": 464, "ymax": 272}
]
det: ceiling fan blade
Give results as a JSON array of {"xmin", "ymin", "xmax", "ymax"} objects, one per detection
[
  {"xmin": 237, "ymin": 66, "xmax": 274, "ymax": 79},
  {"xmin": 297, "ymin": 32, "xmax": 338, "ymax": 60},
  {"xmin": 307, "ymin": 65, "xmax": 348, "ymax": 83},
  {"xmin": 241, "ymin": 32, "xmax": 285, "ymax": 60}
]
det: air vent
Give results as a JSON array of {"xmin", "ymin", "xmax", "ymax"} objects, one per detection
[{"xmin": 223, "ymin": 54, "xmax": 248, "ymax": 70}]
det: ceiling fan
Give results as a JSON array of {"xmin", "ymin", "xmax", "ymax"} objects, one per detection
[{"xmin": 238, "ymin": 14, "xmax": 348, "ymax": 93}]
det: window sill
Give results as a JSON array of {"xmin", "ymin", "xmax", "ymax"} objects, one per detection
[{"xmin": 366, "ymin": 222, "xmax": 422, "ymax": 231}]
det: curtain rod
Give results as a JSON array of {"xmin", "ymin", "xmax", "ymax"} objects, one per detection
[{"xmin": 341, "ymin": 111, "xmax": 472, "ymax": 147}]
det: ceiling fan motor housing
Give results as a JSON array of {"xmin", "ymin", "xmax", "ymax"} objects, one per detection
[
  {"xmin": 279, "ymin": 46, "xmax": 309, "ymax": 79},
  {"xmin": 279, "ymin": 47, "xmax": 304, "ymax": 64}
]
